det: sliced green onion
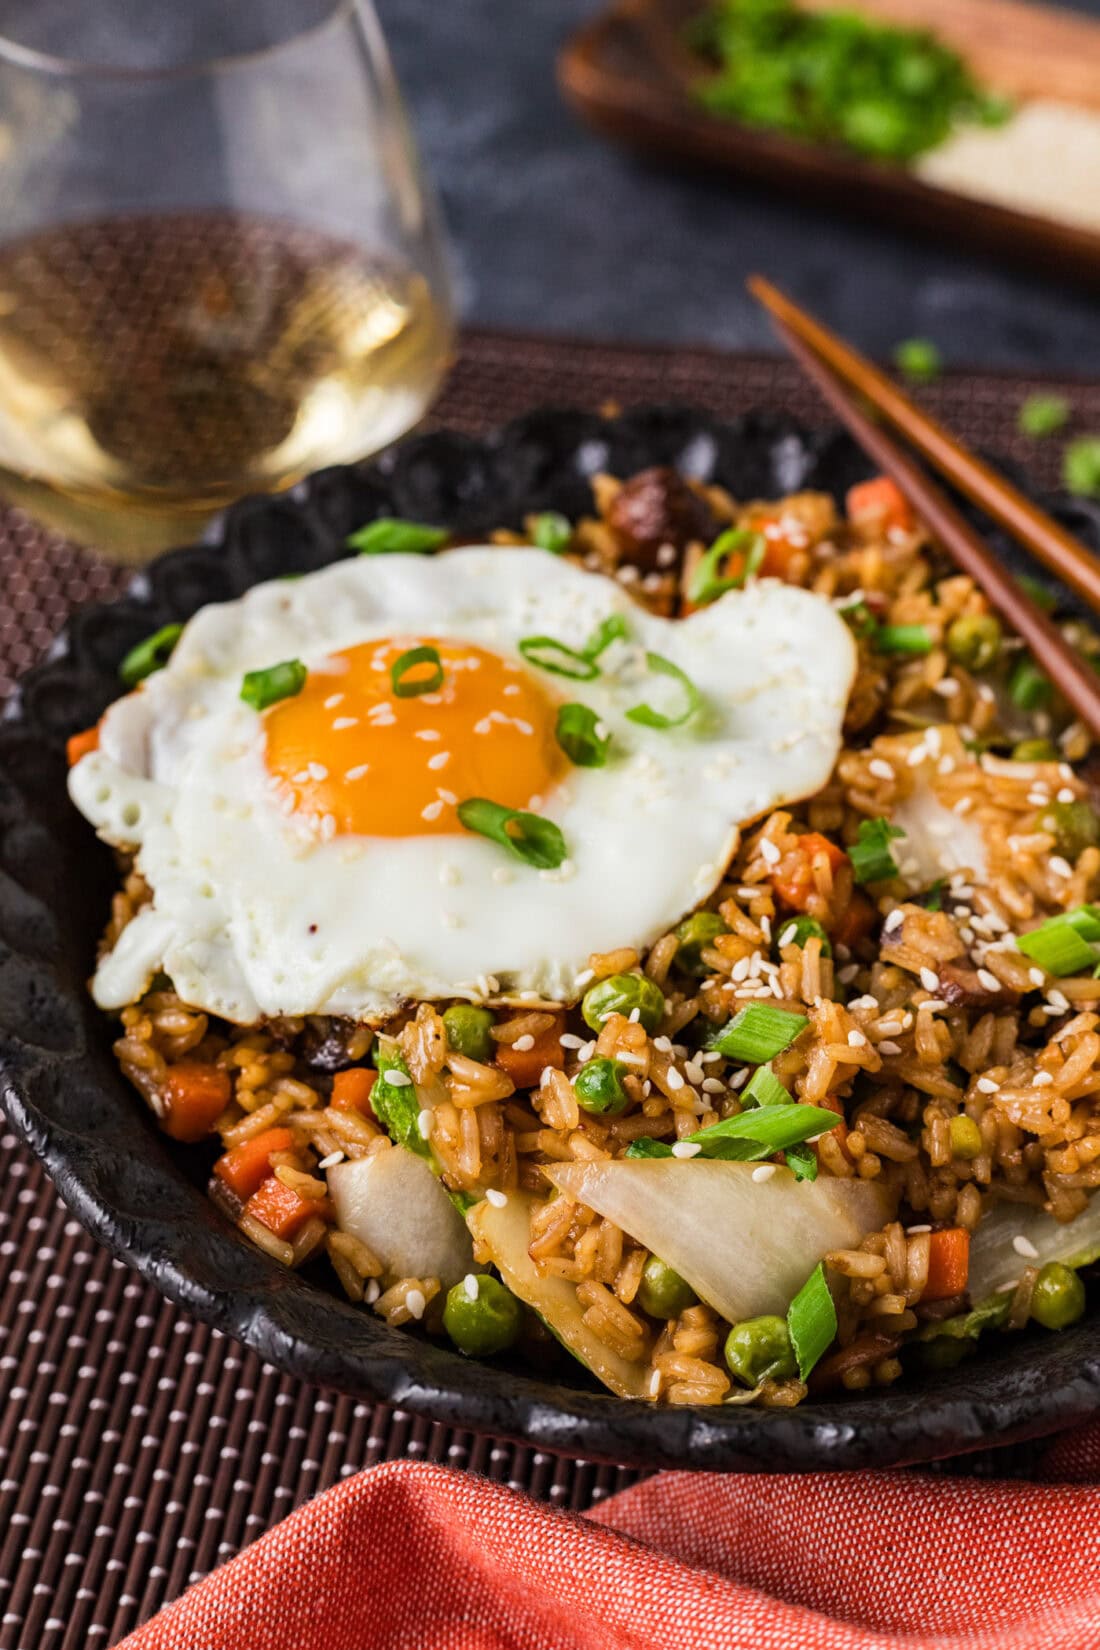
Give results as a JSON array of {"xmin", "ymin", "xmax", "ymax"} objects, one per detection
[
  {"xmin": 1065, "ymin": 904, "xmax": 1100, "ymax": 942},
  {"xmin": 119, "ymin": 623, "xmax": 183, "ymax": 687},
  {"xmin": 347, "ymin": 517, "xmax": 448, "ymax": 555},
  {"xmin": 556, "ymin": 703, "xmax": 611, "ymax": 767},
  {"xmin": 531, "ymin": 511, "xmax": 572, "ymax": 553},
  {"xmin": 708, "ymin": 1003, "xmax": 809, "ymax": 1063},
  {"xmin": 624, "ymin": 1137, "xmax": 674, "ymax": 1160},
  {"xmin": 921, "ymin": 878, "xmax": 946, "ymax": 913},
  {"xmin": 893, "ymin": 338, "xmax": 941, "ymax": 384},
  {"xmin": 626, "ymin": 653, "xmax": 702, "ymax": 730},
  {"xmin": 783, "ymin": 1143, "xmax": 818, "ymax": 1183},
  {"xmin": 457, "ymin": 797, "xmax": 567, "ymax": 869},
  {"xmin": 624, "ymin": 1102, "xmax": 837, "ymax": 1163},
  {"xmin": 775, "ymin": 914, "xmax": 832, "ymax": 958},
  {"xmin": 686, "ymin": 1103, "xmax": 841, "ymax": 1160},
  {"xmin": 740, "ymin": 1065, "xmax": 790, "ymax": 1109},
  {"xmin": 1009, "ymin": 657, "xmax": 1053, "ymax": 711},
  {"xmin": 371, "ymin": 1039, "xmax": 431, "ymax": 1162},
  {"xmin": 873, "ymin": 624, "xmax": 934, "ymax": 656},
  {"xmin": 1018, "ymin": 394, "xmax": 1069, "ymax": 439},
  {"xmin": 240, "ymin": 658, "xmax": 307, "ymax": 711},
  {"xmin": 850, "ymin": 817, "xmax": 905, "ymax": 884},
  {"xmin": 583, "ymin": 614, "xmax": 629, "ymax": 661},
  {"xmin": 787, "ymin": 1262, "xmax": 837, "ymax": 1380},
  {"xmin": 519, "ymin": 636, "xmax": 599, "ymax": 681},
  {"xmin": 1017, "ymin": 912, "xmax": 1100, "ymax": 977},
  {"xmin": 839, "ymin": 600, "xmax": 879, "ymax": 639},
  {"xmin": 689, "ymin": 528, "xmax": 765, "ymax": 606},
  {"xmin": 391, "ymin": 645, "xmax": 444, "ymax": 699}
]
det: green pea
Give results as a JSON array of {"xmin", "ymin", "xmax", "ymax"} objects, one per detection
[
  {"xmin": 945, "ymin": 612, "xmax": 1001, "ymax": 672},
  {"xmin": 581, "ymin": 972, "xmax": 665, "ymax": 1034},
  {"xmin": 574, "ymin": 1056, "xmax": 631, "ymax": 1116},
  {"xmin": 1013, "ymin": 739, "xmax": 1059, "ymax": 763},
  {"xmin": 637, "ymin": 1257, "xmax": 697, "ymax": 1319},
  {"xmin": 775, "ymin": 914, "xmax": 832, "ymax": 958},
  {"xmin": 948, "ymin": 1114, "xmax": 983, "ymax": 1161},
  {"xmin": 1036, "ymin": 799, "xmax": 1100, "ymax": 864},
  {"xmin": 723, "ymin": 1315, "xmax": 798, "ymax": 1388},
  {"xmin": 1030, "ymin": 1261, "xmax": 1086, "ymax": 1331},
  {"xmin": 443, "ymin": 1004, "xmax": 494, "ymax": 1063},
  {"xmin": 443, "ymin": 1273, "xmax": 523, "ymax": 1356},
  {"xmin": 675, "ymin": 911, "xmax": 728, "ymax": 976}
]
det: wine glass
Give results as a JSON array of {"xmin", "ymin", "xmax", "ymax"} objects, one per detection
[{"xmin": 0, "ymin": 0, "xmax": 455, "ymax": 559}]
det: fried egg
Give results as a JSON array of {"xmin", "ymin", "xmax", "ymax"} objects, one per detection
[{"xmin": 69, "ymin": 548, "xmax": 856, "ymax": 1023}]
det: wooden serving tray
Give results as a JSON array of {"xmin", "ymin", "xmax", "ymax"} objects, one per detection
[{"xmin": 558, "ymin": 0, "xmax": 1100, "ymax": 287}]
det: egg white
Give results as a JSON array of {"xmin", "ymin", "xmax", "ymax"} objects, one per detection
[{"xmin": 69, "ymin": 547, "xmax": 856, "ymax": 1023}]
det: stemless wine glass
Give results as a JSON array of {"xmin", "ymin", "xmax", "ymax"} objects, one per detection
[{"xmin": 0, "ymin": 0, "xmax": 454, "ymax": 558}]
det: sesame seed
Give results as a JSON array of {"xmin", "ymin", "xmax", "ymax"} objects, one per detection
[
  {"xmin": 877, "ymin": 1020, "xmax": 904, "ymax": 1036},
  {"xmin": 883, "ymin": 909, "xmax": 905, "ymax": 935},
  {"xmin": 1012, "ymin": 1235, "xmax": 1040, "ymax": 1260},
  {"xmin": 933, "ymin": 678, "xmax": 960, "ymax": 698},
  {"xmin": 837, "ymin": 963, "xmax": 860, "ymax": 985},
  {"xmin": 684, "ymin": 1059, "xmax": 705, "ymax": 1085},
  {"xmin": 665, "ymin": 1067, "xmax": 685, "ymax": 1092},
  {"xmin": 878, "ymin": 1040, "xmax": 901, "ymax": 1055},
  {"xmin": 751, "ymin": 1164, "xmax": 777, "ymax": 1182},
  {"xmin": 977, "ymin": 969, "xmax": 1001, "ymax": 992},
  {"xmin": 574, "ymin": 969, "xmax": 595, "ymax": 988},
  {"xmin": 907, "ymin": 744, "xmax": 929, "ymax": 767},
  {"xmin": 405, "ymin": 1289, "xmax": 427, "ymax": 1321},
  {"xmin": 1058, "ymin": 788, "xmax": 1076, "ymax": 803},
  {"xmin": 332, "ymin": 717, "xmax": 358, "ymax": 731},
  {"xmin": 463, "ymin": 1274, "xmax": 479, "ymax": 1301},
  {"xmin": 701, "ymin": 1077, "xmax": 725, "ymax": 1094},
  {"xmin": 976, "ymin": 1077, "xmax": 999, "ymax": 1094},
  {"xmin": 1047, "ymin": 989, "xmax": 1071, "ymax": 1012},
  {"xmin": 906, "ymin": 1224, "xmax": 932, "ymax": 1235},
  {"xmin": 427, "ymin": 751, "xmax": 451, "ymax": 771},
  {"xmin": 671, "ymin": 1141, "xmax": 701, "ymax": 1159},
  {"xmin": 919, "ymin": 967, "xmax": 940, "ymax": 992},
  {"xmin": 1032, "ymin": 1071, "xmax": 1054, "ymax": 1087},
  {"xmin": 440, "ymin": 911, "xmax": 461, "ymax": 930},
  {"xmin": 417, "ymin": 1109, "xmax": 433, "ymax": 1140},
  {"xmin": 437, "ymin": 789, "xmax": 457, "ymax": 806},
  {"xmin": 485, "ymin": 1189, "xmax": 507, "ymax": 1208},
  {"xmin": 421, "ymin": 801, "xmax": 443, "ymax": 822},
  {"xmin": 628, "ymin": 1007, "xmax": 641, "ymax": 1024},
  {"xmin": 492, "ymin": 866, "xmax": 513, "ymax": 884},
  {"xmin": 848, "ymin": 994, "xmax": 879, "ymax": 1012},
  {"xmin": 869, "ymin": 758, "xmax": 894, "ymax": 780},
  {"xmin": 384, "ymin": 1069, "xmax": 412, "ymax": 1088},
  {"xmin": 560, "ymin": 1032, "xmax": 585, "ymax": 1050},
  {"xmin": 415, "ymin": 729, "xmax": 442, "ymax": 741},
  {"xmin": 1050, "ymin": 856, "xmax": 1074, "ymax": 879},
  {"xmin": 323, "ymin": 694, "xmax": 344, "ymax": 709},
  {"xmin": 439, "ymin": 863, "xmax": 460, "ymax": 886},
  {"xmin": 307, "ymin": 762, "xmax": 328, "ymax": 782},
  {"xmin": 512, "ymin": 1034, "xmax": 535, "ymax": 1052},
  {"xmin": 778, "ymin": 923, "xmax": 797, "ymax": 947},
  {"xmin": 759, "ymin": 838, "xmax": 781, "ymax": 865},
  {"xmin": 365, "ymin": 1279, "xmax": 381, "ymax": 1304},
  {"xmin": 345, "ymin": 764, "xmax": 369, "ymax": 781},
  {"xmin": 316, "ymin": 1150, "xmax": 345, "ymax": 1170},
  {"xmin": 847, "ymin": 1029, "xmax": 867, "ymax": 1047},
  {"xmin": 648, "ymin": 1370, "xmax": 661, "ymax": 1397}
]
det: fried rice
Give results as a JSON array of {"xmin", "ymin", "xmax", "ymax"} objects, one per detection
[{"xmin": 96, "ymin": 462, "xmax": 1100, "ymax": 1407}]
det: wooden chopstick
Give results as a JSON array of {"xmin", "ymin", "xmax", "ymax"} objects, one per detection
[
  {"xmin": 753, "ymin": 298, "xmax": 1100, "ymax": 738},
  {"xmin": 748, "ymin": 274, "xmax": 1100, "ymax": 615}
]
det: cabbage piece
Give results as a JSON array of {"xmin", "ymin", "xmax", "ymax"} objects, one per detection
[
  {"xmin": 544, "ymin": 1160, "xmax": 894, "ymax": 1325},
  {"xmin": 968, "ymin": 1195, "xmax": 1100, "ymax": 1301},
  {"xmin": 328, "ymin": 1146, "xmax": 474, "ymax": 1291},
  {"xmin": 892, "ymin": 772, "xmax": 988, "ymax": 888},
  {"xmin": 467, "ymin": 1192, "xmax": 652, "ymax": 1398}
]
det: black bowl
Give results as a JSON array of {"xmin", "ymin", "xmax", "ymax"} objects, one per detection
[{"xmin": 4, "ymin": 405, "xmax": 1100, "ymax": 1474}]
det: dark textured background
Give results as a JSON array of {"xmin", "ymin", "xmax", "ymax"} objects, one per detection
[{"xmin": 374, "ymin": 0, "xmax": 1100, "ymax": 371}]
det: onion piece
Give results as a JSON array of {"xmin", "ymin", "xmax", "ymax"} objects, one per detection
[
  {"xmin": 892, "ymin": 773, "xmax": 988, "ymax": 888},
  {"xmin": 544, "ymin": 1160, "xmax": 895, "ymax": 1325},
  {"xmin": 968, "ymin": 1195, "xmax": 1100, "ymax": 1300},
  {"xmin": 328, "ymin": 1145, "xmax": 474, "ymax": 1291},
  {"xmin": 467, "ymin": 1192, "xmax": 652, "ymax": 1398}
]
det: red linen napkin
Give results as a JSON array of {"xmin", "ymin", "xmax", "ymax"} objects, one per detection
[{"xmin": 116, "ymin": 1429, "xmax": 1100, "ymax": 1650}]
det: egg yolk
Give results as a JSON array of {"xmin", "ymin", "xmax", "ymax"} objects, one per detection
[{"xmin": 263, "ymin": 637, "xmax": 568, "ymax": 838}]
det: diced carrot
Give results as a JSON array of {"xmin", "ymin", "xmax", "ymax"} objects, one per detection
[
  {"xmin": 213, "ymin": 1127, "xmax": 294, "ymax": 1201},
  {"xmin": 831, "ymin": 890, "xmax": 877, "ymax": 953},
  {"xmin": 771, "ymin": 832, "xmax": 848, "ymax": 911},
  {"xmin": 162, "ymin": 1061, "xmax": 232, "ymax": 1143},
  {"xmin": 846, "ymin": 476, "xmax": 915, "ymax": 533},
  {"xmin": 922, "ymin": 1227, "xmax": 970, "ymax": 1302},
  {"xmin": 815, "ymin": 1093, "xmax": 853, "ymax": 1165},
  {"xmin": 244, "ymin": 1175, "xmax": 331, "ymax": 1241},
  {"xmin": 331, "ymin": 1066, "xmax": 378, "ymax": 1118},
  {"xmin": 750, "ymin": 517, "xmax": 801, "ymax": 579},
  {"xmin": 495, "ymin": 1015, "xmax": 566, "ymax": 1089},
  {"xmin": 67, "ymin": 724, "xmax": 100, "ymax": 766}
]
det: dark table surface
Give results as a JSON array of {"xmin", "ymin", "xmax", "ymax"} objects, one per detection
[{"xmin": 377, "ymin": 0, "xmax": 1100, "ymax": 374}]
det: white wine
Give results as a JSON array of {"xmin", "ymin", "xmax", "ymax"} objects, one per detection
[{"xmin": 0, "ymin": 213, "xmax": 453, "ymax": 559}]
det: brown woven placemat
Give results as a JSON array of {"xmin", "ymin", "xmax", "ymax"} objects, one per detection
[{"xmin": 1, "ymin": 328, "xmax": 1098, "ymax": 1650}]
